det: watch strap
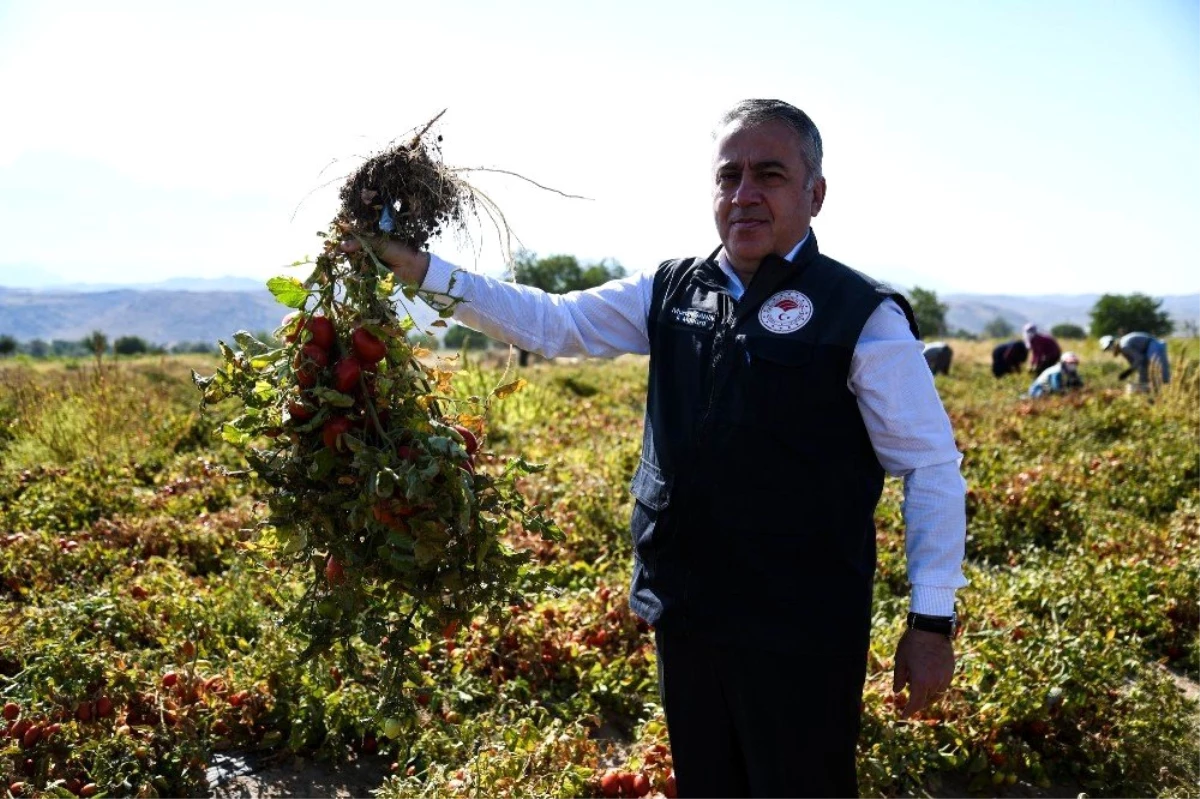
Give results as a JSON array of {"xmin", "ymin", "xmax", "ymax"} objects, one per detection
[{"xmin": 907, "ymin": 611, "xmax": 957, "ymax": 638}]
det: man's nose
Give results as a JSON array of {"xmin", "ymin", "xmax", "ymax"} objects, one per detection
[{"xmin": 731, "ymin": 176, "xmax": 761, "ymax": 206}]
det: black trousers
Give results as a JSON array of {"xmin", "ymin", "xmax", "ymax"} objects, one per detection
[{"xmin": 655, "ymin": 628, "xmax": 864, "ymax": 798}]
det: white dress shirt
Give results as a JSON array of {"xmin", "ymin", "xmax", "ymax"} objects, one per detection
[{"xmin": 416, "ymin": 239, "xmax": 968, "ymax": 615}]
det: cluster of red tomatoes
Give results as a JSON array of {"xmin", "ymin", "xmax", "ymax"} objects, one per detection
[
  {"xmin": 596, "ymin": 756, "xmax": 676, "ymax": 799},
  {"xmin": 4, "ymin": 701, "xmax": 74, "ymax": 797},
  {"xmin": 274, "ymin": 308, "xmax": 487, "ymax": 592},
  {"xmin": 282, "ymin": 312, "xmax": 391, "ymax": 451}
]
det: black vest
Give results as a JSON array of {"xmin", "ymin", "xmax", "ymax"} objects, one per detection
[{"xmin": 628, "ymin": 233, "xmax": 917, "ymax": 648}]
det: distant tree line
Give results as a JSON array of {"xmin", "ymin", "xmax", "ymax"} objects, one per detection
[
  {"xmin": 1, "ymin": 287, "xmax": 1185, "ymax": 361},
  {"xmin": 1051, "ymin": 323, "xmax": 1087, "ymax": 339},
  {"xmin": 0, "ymin": 332, "xmax": 221, "ymax": 359},
  {"xmin": 1088, "ymin": 293, "xmax": 1174, "ymax": 338},
  {"xmin": 905, "ymin": 287, "xmax": 1184, "ymax": 342},
  {"xmin": 0, "ymin": 326, "xmax": 485, "ymax": 360},
  {"xmin": 0, "ymin": 325, "xmax": 513, "ymax": 362}
]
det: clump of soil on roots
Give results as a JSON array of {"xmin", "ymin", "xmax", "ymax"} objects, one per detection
[{"xmin": 337, "ymin": 114, "xmax": 475, "ymax": 250}]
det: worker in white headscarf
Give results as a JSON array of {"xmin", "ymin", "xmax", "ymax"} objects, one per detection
[{"xmin": 1029, "ymin": 351, "xmax": 1083, "ymax": 398}]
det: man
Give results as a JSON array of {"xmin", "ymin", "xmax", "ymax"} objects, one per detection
[
  {"xmin": 1100, "ymin": 331, "xmax": 1171, "ymax": 389},
  {"xmin": 991, "ymin": 338, "xmax": 1028, "ymax": 377},
  {"xmin": 1023, "ymin": 324, "xmax": 1062, "ymax": 375},
  {"xmin": 923, "ymin": 341, "xmax": 953, "ymax": 376},
  {"xmin": 345, "ymin": 99, "xmax": 967, "ymax": 797},
  {"xmin": 1029, "ymin": 351, "xmax": 1083, "ymax": 398}
]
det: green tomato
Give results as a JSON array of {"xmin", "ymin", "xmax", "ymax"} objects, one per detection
[
  {"xmin": 382, "ymin": 717, "xmax": 404, "ymax": 740},
  {"xmin": 316, "ymin": 598, "xmax": 341, "ymax": 619}
]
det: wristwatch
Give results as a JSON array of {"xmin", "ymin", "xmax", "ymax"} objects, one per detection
[{"xmin": 906, "ymin": 611, "xmax": 957, "ymax": 639}]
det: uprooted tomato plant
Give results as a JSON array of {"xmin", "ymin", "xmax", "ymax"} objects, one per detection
[{"xmin": 191, "ymin": 120, "xmax": 561, "ymax": 724}]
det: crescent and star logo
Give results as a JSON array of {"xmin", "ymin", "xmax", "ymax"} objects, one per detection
[{"xmin": 758, "ymin": 290, "xmax": 814, "ymax": 334}]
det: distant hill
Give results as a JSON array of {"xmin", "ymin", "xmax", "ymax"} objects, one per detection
[
  {"xmin": 942, "ymin": 293, "xmax": 1199, "ymax": 337},
  {"xmin": 0, "ymin": 283, "xmax": 1195, "ymax": 345},
  {"xmin": 0, "ymin": 287, "xmax": 289, "ymax": 344},
  {"xmin": 0, "ymin": 265, "xmax": 268, "ymax": 294},
  {"xmin": 0, "ymin": 286, "xmax": 442, "ymax": 346}
]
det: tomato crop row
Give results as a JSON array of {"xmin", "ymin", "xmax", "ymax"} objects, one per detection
[{"xmin": 0, "ymin": 340, "xmax": 1197, "ymax": 797}]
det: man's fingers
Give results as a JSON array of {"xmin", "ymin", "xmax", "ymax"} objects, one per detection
[
  {"xmin": 902, "ymin": 672, "xmax": 953, "ymax": 718},
  {"xmin": 337, "ymin": 229, "xmax": 389, "ymax": 255}
]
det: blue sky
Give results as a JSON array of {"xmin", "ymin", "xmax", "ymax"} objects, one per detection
[{"xmin": 0, "ymin": 0, "xmax": 1196, "ymax": 296}]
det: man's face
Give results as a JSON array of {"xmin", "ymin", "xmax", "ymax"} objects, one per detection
[{"xmin": 712, "ymin": 118, "xmax": 826, "ymax": 276}]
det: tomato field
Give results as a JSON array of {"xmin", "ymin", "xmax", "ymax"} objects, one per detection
[{"xmin": 0, "ymin": 337, "xmax": 1197, "ymax": 798}]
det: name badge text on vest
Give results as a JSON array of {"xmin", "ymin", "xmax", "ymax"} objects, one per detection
[{"xmin": 669, "ymin": 307, "xmax": 716, "ymax": 330}]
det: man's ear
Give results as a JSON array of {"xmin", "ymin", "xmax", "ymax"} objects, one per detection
[{"xmin": 810, "ymin": 177, "xmax": 827, "ymax": 217}]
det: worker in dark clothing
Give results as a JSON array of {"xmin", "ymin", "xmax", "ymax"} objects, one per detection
[
  {"xmin": 992, "ymin": 339, "xmax": 1028, "ymax": 377},
  {"xmin": 923, "ymin": 341, "xmax": 953, "ymax": 376}
]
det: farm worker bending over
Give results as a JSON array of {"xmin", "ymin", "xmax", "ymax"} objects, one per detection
[
  {"xmin": 923, "ymin": 341, "xmax": 953, "ymax": 376},
  {"xmin": 1029, "ymin": 351, "xmax": 1083, "ymax": 398},
  {"xmin": 991, "ymin": 338, "xmax": 1028, "ymax": 377},
  {"xmin": 1023, "ymin": 323, "xmax": 1062, "ymax": 375},
  {"xmin": 344, "ymin": 99, "xmax": 967, "ymax": 798},
  {"xmin": 1100, "ymin": 332, "xmax": 1171, "ymax": 389}
]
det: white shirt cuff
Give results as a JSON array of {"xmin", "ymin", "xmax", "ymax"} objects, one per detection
[
  {"xmin": 910, "ymin": 585, "xmax": 958, "ymax": 616},
  {"xmin": 420, "ymin": 254, "xmax": 465, "ymax": 300}
]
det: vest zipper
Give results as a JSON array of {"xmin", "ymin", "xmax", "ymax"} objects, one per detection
[{"xmin": 696, "ymin": 292, "xmax": 736, "ymax": 449}]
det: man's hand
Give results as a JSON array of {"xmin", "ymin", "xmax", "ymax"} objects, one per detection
[
  {"xmin": 892, "ymin": 629, "xmax": 955, "ymax": 718},
  {"xmin": 339, "ymin": 234, "xmax": 432, "ymax": 287}
]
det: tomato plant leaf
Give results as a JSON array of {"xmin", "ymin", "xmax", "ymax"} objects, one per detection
[
  {"xmin": 311, "ymin": 387, "xmax": 356, "ymax": 408},
  {"xmin": 307, "ymin": 449, "xmax": 337, "ymax": 480},
  {"xmin": 491, "ymin": 379, "xmax": 528, "ymax": 401},
  {"xmin": 267, "ymin": 276, "xmax": 311, "ymax": 309},
  {"xmin": 222, "ymin": 423, "xmax": 250, "ymax": 445},
  {"xmin": 233, "ymin": 331, "xmax": 271, "ymax": 355},
  {"xmin": 376, "ymin": 272, "xmax": 395, "ymax": 298}
]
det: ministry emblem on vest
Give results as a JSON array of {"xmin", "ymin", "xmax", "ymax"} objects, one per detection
[{"xmin": 758, "ymin": 290, "xmax": 813, "ymax": 334}]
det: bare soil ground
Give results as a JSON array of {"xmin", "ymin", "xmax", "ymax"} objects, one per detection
[
  {"xmin": 207, "ymin": 753, "xmax": 393, "ymax": 799},
  {"xmin": 204, "ymin": 672, "xmax": 1199, "ymax": 797}
]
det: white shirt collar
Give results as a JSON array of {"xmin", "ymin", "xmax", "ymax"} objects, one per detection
[{"xmin": 716, "ymin": 230, "xmax": 811, "ymax": 301}]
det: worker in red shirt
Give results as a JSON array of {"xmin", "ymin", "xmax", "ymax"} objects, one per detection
[{"xmin": 1024, "ymin": 323, "xmax": 1062, "ymax": 375}]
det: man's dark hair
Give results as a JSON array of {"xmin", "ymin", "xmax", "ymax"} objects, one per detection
[{"xmin": 716, "ymin": 99, "xmax": 823, "ymax": 189}]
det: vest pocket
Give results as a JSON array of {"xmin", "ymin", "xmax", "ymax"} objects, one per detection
[
  {"xmin": 736, "ymin": 337, "xmax": 817, "ymax": 430},
  {"xmin": 743, "ymin": 335, "xmax": 814, "ymax": 368},
  {"xmin": 628, "ymin": 459, "xmax": 675, "ymax": 568}
]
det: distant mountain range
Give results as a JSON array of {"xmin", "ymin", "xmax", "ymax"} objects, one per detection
[
  {"xmin": 0, "ymin": 286, "xmax": 293, "ymax": 345},
  {"xmin": 0, "ymin": 281, "xmax": 1196, "ymax": 345},
  {"xmin": 942, "ymin": 293, "xmax": 1199, "ymax": 337},
  {"xmin": 0, "ymin": 267, "xmax": 269, "ymax": 294},
  {"xmin": 0, "ymin": 283, "xmax": 442, "ymax": 345}
]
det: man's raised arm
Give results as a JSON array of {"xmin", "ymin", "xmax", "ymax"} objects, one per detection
[{"xmin": 340, "ymin": 236, "xmax": 654, "ymax": 359}]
